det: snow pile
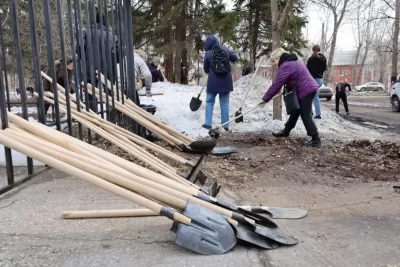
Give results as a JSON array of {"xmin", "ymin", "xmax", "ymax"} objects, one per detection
[{"xmin": 139, "ymin": 74, "xmax": 382, "ymax": 140}]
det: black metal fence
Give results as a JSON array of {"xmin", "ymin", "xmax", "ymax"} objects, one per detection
[{"xmin": 0, "ymin": 0, "xmax": 137, "ymax": 195}]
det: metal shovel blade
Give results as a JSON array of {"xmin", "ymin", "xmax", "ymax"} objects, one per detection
[
  {"xmin": 208, "ymin": 129, "xmax": 221, "ymax": 139},
  {"xmin": 175, "ymin": 200, "xmax": 237, "ymax": 255},
  {"xmin": 187, "ymin": 155, "xmax": 206, "ymax": 185},
  {"xmin": 210, "ymin": 200, "xmax": 278, "ymax": 229},
  {"xmin": 192, "ymin": 170, "xmax": 208, "ymax": 186},
  {"xmin": 189, "ymin": 96, "xmax": 202, "ymax": 112},
  {"xmin": 241, "ymin": 206, "xmax": 308, "ymax": 220},
  {"xmin": 231, "ymin": 223, "xmax": 280, "ymax": 249},
  {"xmin": 234, "ymin": 110, "xmax": 244, "ymax": 123},
  {"xmin": 210, "ymin": 146, "xmax": 238, "ymax": 156},
  {"xmin": 188, "ymin": 139, "xmax": 217, "ymax": 154},
  {"xmin": 254, "ymin": 225, "xmax": 298, "ymax": 246}
]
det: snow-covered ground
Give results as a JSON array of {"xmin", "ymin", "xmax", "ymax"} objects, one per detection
[
  {"xmin": 139, "ymin": 74, "xmax": 382, "ymax": 141},
  {"xmin": 1, "ymin": 75, "xmax": 382, "ymax": 166}
]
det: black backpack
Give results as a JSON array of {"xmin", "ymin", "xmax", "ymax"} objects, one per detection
[{"xmin": 210, "ymin": 45, "xmax": 231, "ymax": 76}]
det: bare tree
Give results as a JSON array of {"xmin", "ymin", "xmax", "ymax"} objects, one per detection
[
  {"xmin": 271, "ymin": 0, "xmax": 294, "ymax": 120},
  {"xmin": 312, "ymin": 0, "xmax": 353, "ymax": 85},
  {"xmin": 392, "ymin": 0, "xmax": 400, "ymax": 78}
]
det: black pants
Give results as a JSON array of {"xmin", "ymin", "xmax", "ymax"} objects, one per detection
[
  {"xmin": 335, "ymin": 92, "xmax": 349, "ymax": 113},
  {"xmin": 284, "ymin": 92, "xmax": 318, "ymax": 136}
]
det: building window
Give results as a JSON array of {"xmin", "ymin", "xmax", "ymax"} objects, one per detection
[{"xmin": 339, "ymin": 69, "xmax": 344, "ymax": 76}]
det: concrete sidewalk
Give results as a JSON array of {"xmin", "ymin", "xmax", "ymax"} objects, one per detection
[
  {"xmin": 1, "ymin": 168, "xmax": 399, "ymax": 267},
  {"xmin": 0, "ymin": 169, "xmax": 266, "ymax": 267}
]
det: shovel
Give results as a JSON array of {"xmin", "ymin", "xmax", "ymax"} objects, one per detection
[
  {"xmin": 13, "ymin": 129, "xmax": 295, "ymax": 247},
  {"xmin": 189, "ymin": 78, "xmax": 207, "ymax": 111},
  {"xmin": 0, "ymin": 131, "xmax": 236, "ymax": 255},
  {"xmin": 63, "ymin": 205, "xmax": 307, "ymax": 220},
  {"xmin": 234, "ymin": 57, "xmax": 266, "ymax": 123},
  {"xmin": 209, "ymin": 102, "xmax": 265, "ymax": 139},
  {"xmin": 239, "ymin": 206, "xmax": 308, "ymax": 220}
]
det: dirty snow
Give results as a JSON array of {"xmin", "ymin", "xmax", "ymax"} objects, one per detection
[{"xmin": 139, "ymin": 74, "xmax": 382, "ymax": 141}]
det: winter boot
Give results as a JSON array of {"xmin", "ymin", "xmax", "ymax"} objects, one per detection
[
  {"xmin": 314, "ymin": 115, "xmax": 321, "ymax": 119},
  {"xmin": 304, "ymin": 133, "xmax": 321, "ymax": 148},
  {"xmin": 202, "ymin": 124, "xmax": 212, "ymax": 130},
  {"xmin": 272, "ymin": 129, "xmax": 290, "ymax": 138}
]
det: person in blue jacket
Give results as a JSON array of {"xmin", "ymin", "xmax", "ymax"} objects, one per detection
[{"xmin": 202, "ymin": 35, "xmax": 238, "ymax": 130}]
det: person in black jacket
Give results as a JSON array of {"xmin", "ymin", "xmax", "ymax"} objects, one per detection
[
  {"xmin": 307, "ymin": 45, "xmax": 327, "ymax": 119},
  {"xmin": 76, "ymin": 11, "xmax": 120, "ymax": 111},
  {"xmin": 335, "ymin": 79, "xmax": 351, "ymax": 115},
  {"xmin": 147, "ymin": 57, "xmax": 164, "ymax": 83}
]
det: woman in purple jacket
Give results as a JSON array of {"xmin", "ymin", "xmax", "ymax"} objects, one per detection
[{"xmin": 262, "ymin": 48, "xmax": 321, "ymax": 147}]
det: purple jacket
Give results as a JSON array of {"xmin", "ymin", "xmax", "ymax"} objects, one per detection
[{"xmin": 263, "ymin": 60, "xmax": 318, "ymax": 102}]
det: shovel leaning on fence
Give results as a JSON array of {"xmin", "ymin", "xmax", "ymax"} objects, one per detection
[{"xmin": 189, "ymin": 77, "xmax": 208, "ymax": 111}]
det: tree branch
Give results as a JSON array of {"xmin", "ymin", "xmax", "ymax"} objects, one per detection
[{"xmin": 277, "ymin": 0, "xmax": 294, "ymax": 30}]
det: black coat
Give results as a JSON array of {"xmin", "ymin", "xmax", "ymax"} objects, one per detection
[
  {"xmin": 148, "ymin": 63, "xmax": 164, "ymax": 83},
  {"xmin": 76, "ymin": 24, "xmax": 120, "ymax": 84},
  {"xmin": 307, "ymin": 53, "xmax": 327, "ymax": 79}
]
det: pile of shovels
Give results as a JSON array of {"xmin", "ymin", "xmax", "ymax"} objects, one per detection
[
  {"xmin": 40, "ymin": 72, "xmax": 221, "ymax": 195},
  {"xmin": 0, "ymin": 114, "xmax": 307, "ymax": 255}
]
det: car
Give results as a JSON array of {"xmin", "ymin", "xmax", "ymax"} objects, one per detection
[
  {"xmin": 355, "ymin": 82, "xmax": 385, "ymax": 92},
  {"xmin": 318, "ymin": 84, "xmax": 333, "ymax": 101},
  {"xmin": 390, "ymin": 82, "xmax": 400, "ymax": 112}
]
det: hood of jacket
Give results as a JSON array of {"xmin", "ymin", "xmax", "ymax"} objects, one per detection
[
  {"xmin": 204, "ymin": 35, "xmax": 219, "ymax": 51},
  {"xmin": 278, "ymin": 53, "xmax": 298, "ymax": 67}
]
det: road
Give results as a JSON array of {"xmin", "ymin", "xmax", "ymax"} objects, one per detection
[{"xmin": 321, "ymin": 95, "xmax": 400, "ymax": 129}]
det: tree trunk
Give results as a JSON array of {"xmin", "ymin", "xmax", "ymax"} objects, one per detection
[
  {"xmin": 163, "ymin": 1, "xmax": 174, "ymax": 82},
  {"xmin": 392, "ymin": 0, "xmax": 400, "ymax": 78},
  {"xmin": 358, "ymin": 41, "xmax": 370, "ymax": 85},
  {"xmin": 248, "ymin": 0, "xmax": 254, "ymax": 65},
  {"xmin": 251, "ymin": 1, "xmax": 261, "ymax": 68},
  {"xmin": 324, "ymin": 22, "xmax": 338, "ymax": 85},
  {"xmin": 174, "ymin": 2, "xmax": 187, "ymax": 84},
  {"xmin": 353, "ymin": 43, "xmax": 362, "ymax": 84}
]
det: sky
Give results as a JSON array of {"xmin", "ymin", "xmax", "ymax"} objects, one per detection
[{"xmin": 223, "ymin": 0, "xmax": 356, "ymax": 51}]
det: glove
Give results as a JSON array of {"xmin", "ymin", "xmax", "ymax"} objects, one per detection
[
  {"xmin": 259, "ymin": 100, "xmax": 267, "ymax": 108},
  {"xmin": 146, "ymin": 87, "xmax": 152, "ymax": 97}
]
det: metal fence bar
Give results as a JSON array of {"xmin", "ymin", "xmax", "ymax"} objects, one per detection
[
  {"xmin": 116, "ymin": 0, "xmax": 125, "ymax": 105},
  {"xmin": 27, "ymin": 0, "xmax": 46, "ymax": 125},
  {"xmin": 100, "ymin": 0, "xmax": 111, "ymax": 122},
  {"xmin": 0, "ymin": 11, "xmax": 11, "ymax": 113},
  {"xmin": 42, "ymin": 0, "xmax": 61, "ymax": 131},
  {"xmin": 0, "ymin": 11, "xmax": 14, "ymax": 186},
  {"xmin": 104, "ymin": 0, "xmax": 118, "ymax": 123},
  {"xmin": 9, "ymin": 0, "xmax": 34, "ymax": 175},
  {"xmin": 56, "ymin": 0, "xmax": 73, "ymax": 136},
  {"xmin": 67, "ymin": 0, "xmax": 83, "ymax": 139},
  {"xmin": 124, "ymin": 0, "xmax": 138, "ymax": 134},
  {"xmin": 75, "ymin": 0, "xmax": 92, "ymax": 143}
]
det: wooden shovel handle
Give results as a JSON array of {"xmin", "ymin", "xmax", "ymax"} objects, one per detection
[
  {"xmin": 0, "ymin": 130, "xmax": 191, "ymax": 225},
  {"xmin": 43, "ymin": 90, "xmax": 189, "ymax": 165},
  {"xmin": 42, "ymin": 96, "xmax": 188, "ymax": 185},
  {"xmin": 8, "ymin": 126, "xmax": 198, "ymax": 197},
  {"xmin": 98, "ymin": 72, "xmax": 193, "ymax": 144},
  {"xmin": 8, "ymin": 112, "xmax": 198, "ymax": 191},
  {"xmin": 62, "ymin": 209, "xmax": 159, "ymax": 219},
  {"xmin": 87, "ymin": 83, "xmax": 185, "ymax": 147}
]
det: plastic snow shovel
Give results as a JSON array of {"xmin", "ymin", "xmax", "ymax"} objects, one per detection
[
  {"xmin": 0, "ymin": 132, "xmax": 236, "ymax": 255},
  {"xmin": 234, "ymin": 57, "xmax": 266, "ymax": 123},
  {"xmin": 239, "ymin": 206, "xmax": 308, "ymax": 220},
  {"xmin": 209, "ymin": 102, "xmax": 265, "ymax": 139},
  {"xmin": 189, "ymin": 78, "xmax": 207, "ymax": 111}
]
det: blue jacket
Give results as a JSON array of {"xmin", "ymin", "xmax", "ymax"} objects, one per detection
[{"xmin": 203, "ymin": 35, "xmax": 238, "ymax": 94}]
